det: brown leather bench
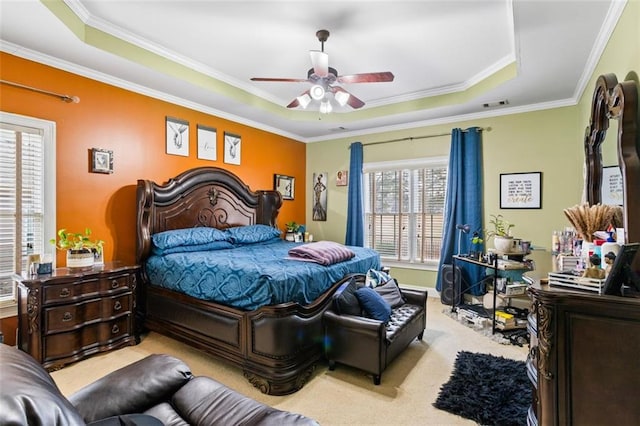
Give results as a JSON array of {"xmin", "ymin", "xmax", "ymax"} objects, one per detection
[{"xmin": 323, "ymin": 273, "xmax": 427, "ymax": 385}]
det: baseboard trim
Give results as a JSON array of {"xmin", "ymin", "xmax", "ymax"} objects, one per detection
[{"xmin": 397, "ymin": 283, "xmax": 440, "ymax": 299}]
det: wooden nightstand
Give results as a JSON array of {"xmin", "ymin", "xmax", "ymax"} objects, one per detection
[{"xmin": 17, "ymin": 261, "xmax": 139, "ymax": 370}]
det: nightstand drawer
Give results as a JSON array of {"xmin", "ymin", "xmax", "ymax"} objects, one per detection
[
  {"xmin": 43, "ymin": 279, "xmax": 100, "ymax": 305},
  {"xmin": 43, "ymin": 315, "xmax": 132, "ymax": 363},
  {"xmin": 99, "ymin": 274, "xmax": 133, "ymax": 293},
  {"xmin": 45, "ymin": 293, "xmax": 131, "ymax": 333}
]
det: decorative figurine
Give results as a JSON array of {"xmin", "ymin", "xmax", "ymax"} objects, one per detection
[
  {"xmin": 604, "ymin": 251, "xmax": 616, "ymax": 276},
  {"xmin": 582, "ymin": 253, "xmax": 606, "ymax": 279}
]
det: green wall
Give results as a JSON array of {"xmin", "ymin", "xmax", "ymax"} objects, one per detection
[{"xmin": 306, "ymin": 1, "xmax": 639, "ymax": 289}]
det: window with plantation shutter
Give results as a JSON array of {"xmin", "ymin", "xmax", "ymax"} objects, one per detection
[
  {"xmin": 364, "ymin": 157, "xmax": 448, "ymax": 267},
  {"xmin": 0, "ymin": 112, "xmax": 56, "ymax": 311}
]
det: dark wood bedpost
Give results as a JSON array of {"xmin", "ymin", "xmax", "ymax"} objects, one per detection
[
  {"xmin": 136, "ymin": 179, "xmax": 154, "ymax": 266},
  {"xmin": 257, "ymin": 191, "xmax": 283, "ymax": 227}
]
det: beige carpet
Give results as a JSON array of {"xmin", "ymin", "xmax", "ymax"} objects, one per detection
[{"xmin": 52, "ymin": 297, "xmax": 528, "ymax": 425}]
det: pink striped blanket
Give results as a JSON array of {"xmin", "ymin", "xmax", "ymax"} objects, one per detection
[{"xmin": 287, "ymin": 241, "xmax": 356, "ymax": 266}]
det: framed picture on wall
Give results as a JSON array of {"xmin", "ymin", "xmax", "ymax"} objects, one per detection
[
  {"xmin": 166, "ymin": 116, "xmax": 189, "ymax": 156},
  {"xmin": 197, "ymin": 125, "xmax": 217, "ymax": 161},
  {"xmin": 336, "ymin": 170, "xmax": 348, "ymax": 186},
  {"xmin": 90, "ymin": 148, "xmax": 113, "ymax": 174},
  {"xmin": 274, "ymin": 174, "xmax": 295, "ymax": 200},
  {"xmin": 500, "ymin": 172, "xmax": 542, "ymax": 209},
  {"xmin": 312, "ymin": 172, "xmax": 328, "ymax": 221},
  {"xmin": 224, "ymin": 132, "xmax": 241, "ymax": 165}
]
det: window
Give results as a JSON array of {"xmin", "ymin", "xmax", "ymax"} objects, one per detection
[
  {"xmin": 364, "ymin": 157, "xmax": 448, "ymax": 267},
  {"xmin": 0, "ymin": 112, "xmax": 56, "ymax": 312}
]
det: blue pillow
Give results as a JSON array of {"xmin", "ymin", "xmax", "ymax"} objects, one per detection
[
  {"xmin": 152, "ymin": 227, "xmax": 229, "ymax": 249},
  {"xmin": 225, "ymin": 224, "xmax": 282, "ymax": 245},
  {"xmin": 355, "ymin": 287, "xmax": 391, "ymax": 323},
  {"xmin": 152, "ymin": 240, "xmax": 234, "ymax": 256}
]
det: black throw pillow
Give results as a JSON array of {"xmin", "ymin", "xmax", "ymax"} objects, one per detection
[{"xmin": 334, "ymin": 277, "xmax": 362, "ymax": 316}]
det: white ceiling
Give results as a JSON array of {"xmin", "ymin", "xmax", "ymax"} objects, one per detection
[{"xmin": 0, "ymin": 0, "xmax": 624, "ymax": 142}]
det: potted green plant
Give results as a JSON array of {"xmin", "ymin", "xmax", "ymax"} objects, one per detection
[
  {"xmin": 284, "ymin": 221, "xmax": 299, "ymax": 242},
  {"xmin": 486, "ymin": 214, "xmax": 515, "ymax": 253},
  {"xmin": 50, "ymin": 228, "xmax": 104, "ymax": 269},
  {"xmin": 470, "ymin": 230, "xmax": 484, "ymax": 260}
]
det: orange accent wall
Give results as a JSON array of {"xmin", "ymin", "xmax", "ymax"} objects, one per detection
[{"xmin": 0, "ymin": 53, "xmax": 306, "ymax": 265}]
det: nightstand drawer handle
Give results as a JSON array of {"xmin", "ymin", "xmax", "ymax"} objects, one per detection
[
  {"xmin": 62, "ymin": 312, "xmax": 73, "ymax": 322},
  {"xmin": 111, "ymin": 324, "xmax": 119, "ymax": 334},
  {"xmin": 60, "ymin": 288, "xmax": 70, "ymax": 298},
  {"xmin": 111, "ymin": 280, "xmax": 119, "ymax": 289},
  {"xmin": 114, "ymin": 301, "xmax": 122, "ymax": 311}
]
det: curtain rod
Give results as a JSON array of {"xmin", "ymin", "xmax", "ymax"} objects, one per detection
[
  {"xmin": 356, "ymin": 126, "xmax": 491, "ymax": 148},
  {"xmin": 0, "ymin": 80, "xmax": 80, "ymax": 103}
]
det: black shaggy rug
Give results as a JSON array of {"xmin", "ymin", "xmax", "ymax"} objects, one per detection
[{"xmin": 433, "ymin": 351, "xmax": 530, "ymax": 426}]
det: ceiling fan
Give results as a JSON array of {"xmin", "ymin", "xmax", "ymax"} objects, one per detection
[{"xmin": 250, "ymin": 29, "xmax": 394, "ymax": 112}]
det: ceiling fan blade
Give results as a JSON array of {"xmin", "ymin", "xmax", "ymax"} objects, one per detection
[
  {"xmin": 286, "ymin": 98, "xmax": 301, "ymax": 108},
  {"xmin": 337, "ymin": 72, "xmax": 394, "ymax": 84},
  {"xmin": 250, "ymin": 77, "xmax": 309, "ymax": 83},
  {"xmin": 309, "ymin": 50, "xmax": 329, "ymax": 77},
  {"xmin": 331, "ymin": 86, "xmax": 365, "ymax": 109}
]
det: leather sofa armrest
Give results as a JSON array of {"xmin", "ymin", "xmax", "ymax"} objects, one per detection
[
  {"xmin": 169, "ymin": 376, "xmax": 319, "ymax": 425},
  {"xmin": 69, "ymin": 354, "xmax": 193, "ymax": 423},
  {"xmin": 323, "ymin": 310, "xmax": 385, "ymax": 337},
  {"xmin": 400, "ymin": 287, "xmax": 428, "ymax": 308}
]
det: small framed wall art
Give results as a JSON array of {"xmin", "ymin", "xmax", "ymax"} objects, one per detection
[
  {"xmin": 224, "ymin": 132, "xmax": 241, "ymax": 165},
  {"xmin": 274, "ymin": 174, "xmax": 295, "ymax": 200},
  {"xmin": 197, "ymin": 124, "xmax": 217, "ymax": 161},
  {"xmin": 499, "ymin": 171, "xmax": 542, "ymax": 209},
  {"xmin": 336, "ymin": 170, "xmax": 348, "ymax": 186},
  {"xmin": 166, "ymin": 116, "xmax": 189, "ymax": 156},
  {"xmin": 90, "ymin": 148, "xmax": 113, "ymax": 174}
]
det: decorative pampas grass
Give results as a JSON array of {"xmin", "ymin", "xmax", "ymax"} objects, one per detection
[{"xmin": 563, "ymin": 203, "xmax": 623, "ymax": 242}]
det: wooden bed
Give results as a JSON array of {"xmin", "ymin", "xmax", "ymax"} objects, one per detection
[{"xmin": 135, "ymin": 167, "xmax": 355, "ymax": 395}]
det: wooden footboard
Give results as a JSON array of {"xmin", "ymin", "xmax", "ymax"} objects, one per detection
[{"xmin": 139, "ymin": 278, "xmax": 348, "ymax": 395}]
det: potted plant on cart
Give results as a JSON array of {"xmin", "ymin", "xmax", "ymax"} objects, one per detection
[
  {"xmin": 486, "ymin": 214, "xmax": 515, "ymax": 253},
  {"xmin": 470, "ymin": 230, "xmax": 484, "ymax": 260},
  {"xmin": 50, "ymin": 228, "xmax": 104, "ymax": 269}
]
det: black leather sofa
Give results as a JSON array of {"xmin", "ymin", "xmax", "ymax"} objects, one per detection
[
  {"xmin": 323, "ymin": 274, "xmax": 427, "ymax": 385},
  {"xmin": 0, "ymin": 343, "xmax": 318, "ymax": 426}
]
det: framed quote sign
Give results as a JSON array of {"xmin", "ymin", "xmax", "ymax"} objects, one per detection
[
  {"xmin": 601, "ymin": 165, "xmax": 623, "ymax": 205},
  {"xmin": 500, "ymin": 172, "xmax": 542, "ymax": 209}
]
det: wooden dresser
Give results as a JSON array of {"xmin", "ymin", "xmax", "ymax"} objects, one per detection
[
  {"xmin": 17, "ymin": 262, "xmax": 139, "ymax": 370},
  {"xmin": 527, "ymin": 283, "xmax": 640, "ymax": 425}
]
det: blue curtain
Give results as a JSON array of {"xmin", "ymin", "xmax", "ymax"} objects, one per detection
[
  {"xmin": 345, "ymin": 142, "xmax": 364, "ymax": 246},
  {"xmin": 436, "ymin": 127, "xmax": 485, "ymax": 296}
]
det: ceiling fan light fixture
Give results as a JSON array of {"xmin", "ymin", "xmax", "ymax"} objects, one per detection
[
  {"xmin": 310, "ymin": 84, "xmax": 325, "ymax": 100},
  {"xmin": 320, "ymin": 100, "xmax": 333, "ymax": 114},
  {"xmin": 297, "ymin": 93, "xmax": 312, "ymax": 108},
  {"xmin": 334, "ymin": 90, "xmax": 350, "ymax": 106}
]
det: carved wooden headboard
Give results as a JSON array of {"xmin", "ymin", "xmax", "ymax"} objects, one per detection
[{"xmin": 136, "ymin": 167, "xmax": 282, "ymax": 263}]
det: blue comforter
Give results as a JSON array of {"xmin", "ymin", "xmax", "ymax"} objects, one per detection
[{"xmin": 145, "ymin": 239, "xmax": 380, "ymax": 310}]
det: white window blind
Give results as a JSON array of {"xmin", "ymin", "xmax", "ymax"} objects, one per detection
[
  {"xmin": 364, "ymin": 157, "xmax": 448, "ymax": 266},
  {"xmin": 0, "ymin": 113, "xmax": 56, "ymax": 307}
]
